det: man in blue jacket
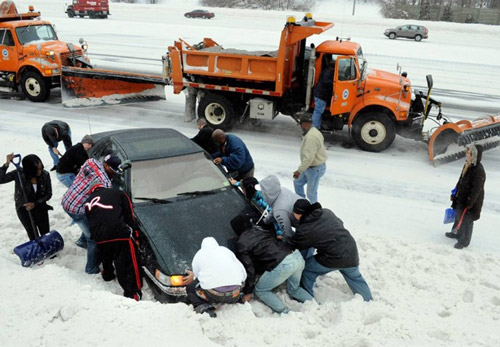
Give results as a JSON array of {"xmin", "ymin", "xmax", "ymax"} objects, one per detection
[{"xmin": 212, "ymin": 129, "xmax": 254, "ymax": 180}]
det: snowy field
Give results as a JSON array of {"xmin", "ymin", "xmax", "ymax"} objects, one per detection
[{"xmin": 1, "ymin": 0, "xmax": 500, "ymax": 346}]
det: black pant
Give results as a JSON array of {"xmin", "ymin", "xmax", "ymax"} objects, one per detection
[
  {"xmin": 186, "ymin": 280, "xmax": 240, "ymax": 308},
  {"xmin": 97, "ymin": 239, "xmax": 142, "ymax": 298},
  {"xmin": 16, "ymin": 206, "xmax": 49, "ymax": 241},
  {"xmin": 453, "ymin": 208, "xmax": 475, "ymax": 247}
]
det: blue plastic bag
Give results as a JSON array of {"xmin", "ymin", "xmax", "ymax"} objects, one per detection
[{"xmin": 443, "ymin": 208, "xmax": 456, "ymax": 224}]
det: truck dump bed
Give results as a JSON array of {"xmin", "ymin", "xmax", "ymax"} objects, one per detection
[{"xmin": 166, "ymin": 19, "xmax": 334, "ymax": 95}]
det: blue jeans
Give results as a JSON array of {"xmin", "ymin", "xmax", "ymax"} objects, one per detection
[
  {"xmin": 48, "ymin": 143, "xmax": 60, "ymax": 167},
  {"xmin": 254, "ymin": 250, "xmax": 313, "ymax": 313},
  {"xmin": 48, "ymin": 129, "xmax": 72, "ymax": 166},
  {"xmin": 66, "ymin": 211, "xmax": 100, "ymax": 274},
  {"xmin": 56, "ymin": 172, "xmax": 76, "ymax": 188},
  {"xmin": 293, "ymin": 163, "xmax": 326, "ymax": 204},
  {"xmin": 312, "ymin": 97, "xmax": 327, "ymax": 130},
  {"xmin": 301, "ymin": 256, "xmax": 372, "ymax": 302}
]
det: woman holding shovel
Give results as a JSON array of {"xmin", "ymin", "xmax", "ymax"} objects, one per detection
[{"xmin": 0, "ymin": 153, "xmax": 53, "ymax": 241}]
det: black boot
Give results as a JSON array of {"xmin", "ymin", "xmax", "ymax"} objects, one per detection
[
  {"xmin": 445, "ymin": 231, "xmax": 458, "ymax": 239},
  {"xmin": 454, "ymin": 242, "xmax": 465, "ymax": 249}
]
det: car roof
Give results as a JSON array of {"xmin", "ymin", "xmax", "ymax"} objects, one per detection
[{"xmin": 92, "ymin": 128, "xmax": 203, "ymax": 161}]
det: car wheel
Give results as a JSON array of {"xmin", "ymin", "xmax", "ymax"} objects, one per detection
[
  {"xmin": 352, "ymin": 112, "xmax": 396, "ymax": 152},
  {"xmin": 389, "ymin": 32, "xmax": 396, "ymax": 39},
  {"xmin": 185, "ymin": 14, "xmax": 191, "ymax": 18},
  {"xmin": 202, "ymin": 15, "xmax": 206, "ymax": 19},
  {"xmin": 67, "ymin": 9, "xmax": 75, "ymax": 18},
  {"xmin": 21, "ymin": 71, "xmax": 49, "ymax": 102},
  {"xmin": 415, "ymin": 34, "xmax": 422, "ymax": 42},
  {"xmin": 198, "ymin": 93, "xmax": 235, "ymax": 130}
]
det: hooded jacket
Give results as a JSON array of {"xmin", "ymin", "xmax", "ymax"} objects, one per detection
[
  {"xmin": 291, "ymin": 203, "xmax": 359, "ymax": 269},
  {"xmin": 231, "ymin": 216, "xmax": 293, "ymax": 294},
  {"xmin": 85, "ymin": 187, "xmax": 136, "ymax": 243},
  {"xmin": 0, "ymin": 155, "xmax": 52, "ymax": 210},
  {"xmin": 452, "ymin": 144, "xmax": 486, "ymax": 220},
  {"xmin": 260, "ymin": 175, "xmax": 301, "ymax": 238},
  {"xmin": 192, "ymin": 237, "xmax": 247, "ymax": 290},
  {"xmin": 41, "ymin": 120, "xmax": 72, "ymax": 149}
]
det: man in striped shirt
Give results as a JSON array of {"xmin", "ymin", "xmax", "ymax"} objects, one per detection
[{"xmin": 62, "ymin": 155, "xmax": 122, "ymax": 274}]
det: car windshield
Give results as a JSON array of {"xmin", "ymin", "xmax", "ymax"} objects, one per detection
[
  {"xmin": 15, "ymin": 24, "xmax": 57, "ymax": 45},
  {"xmin": 131, "ymin": 152, "xmax": 230, "ymax": 201}
]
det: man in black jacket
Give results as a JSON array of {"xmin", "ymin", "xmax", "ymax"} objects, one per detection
[
  {"xmin": 291, "ymin": 199, "xmax": 372, "ymax": 301},
  {"xmin": 191, "ymin": 118, "xmax": 218, "ymax": 154},
  {"xmin": 446, "ymin": 144, "xmax": 486, "ymax": 249},
  {"xmin": 56, "ymin": 135, "xmax": 94, "ymax": 188},
  {"xmin": 231, "ymin": 215, "xmax": 313, "ymax": 313},
  {"xmin": 41, "ymin": 120, "xmax": 72, "ymax": 170},
  {"xmin": 85, "ymin": 183, "xmax": 142, "ymax": 301},
  {"xmin": 311, "ymin": 60, "xmax": 335, "ymax": 130}
]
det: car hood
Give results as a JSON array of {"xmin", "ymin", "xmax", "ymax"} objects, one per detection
[{"xmin": 134, "ymin": 187, "xmax": 254, "ymax": 274}]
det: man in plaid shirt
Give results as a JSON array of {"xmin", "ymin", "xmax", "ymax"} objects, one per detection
[{"xmin": 62, "ymin": 155, "xmax": 121, "ymax": 274}]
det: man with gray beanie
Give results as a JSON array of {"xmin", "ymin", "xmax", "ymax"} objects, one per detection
[
  {"xmin": 56, "ymin": 134, "xmax": 95, "ymax": 188},
  {"xmin": 291, "ymin": 199, "xmax": 372, "ymax": 301}
]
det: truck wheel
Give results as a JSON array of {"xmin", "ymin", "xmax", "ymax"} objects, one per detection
[
  {"xmin": 89, "ymin": 11, "xmax": 96, "ymax": 19},
  {"xmin": 352, "ymin": 112, "xmax": 396, "ymax": 152},
  {"xmin": 389, "ymin": 32, "xmax": 396, "ymax": 39},
  {"xmin": 21, "ymin": 71, "xmax": 49, "ymax": 102},
  {"xmin": 67, "ymin": 9, "xmax": 75, "ymax": 18},
  {"xmin": 198, "ymin": 94, "xmax": 235, "ymax": 130},
  {"xmin": 414, "ymin": 34, "xmax": 422, "ymax": 42}
]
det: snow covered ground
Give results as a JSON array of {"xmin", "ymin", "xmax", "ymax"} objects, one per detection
[{"xmin": 1, "ymin": 1, "xmax": 500, "ymax": 346}]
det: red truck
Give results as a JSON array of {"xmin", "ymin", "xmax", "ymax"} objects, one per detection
[{"xmin": 66, "ymin": 0, "xmax": 110, "ymax": 19}]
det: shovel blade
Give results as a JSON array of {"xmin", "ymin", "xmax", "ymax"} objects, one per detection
[{"xmin": 13, "ymin": 230, "xmax": 64, "ymax": 267}]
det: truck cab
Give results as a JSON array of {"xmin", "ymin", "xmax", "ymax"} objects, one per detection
[
  {"xmin": 0, "ymin": 2, "xmax": 91, "ymax": 101},
  {"xmin": 312, "ymin": 39, "xmax": 413, "ymax": 151},
  {"xmin": 66, "ymin": 0, "xmax": 110, "ymax": 19}
]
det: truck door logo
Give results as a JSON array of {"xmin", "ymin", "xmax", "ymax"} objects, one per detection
[
  {"xmin": 342, "ymin": 89, "xmax": 349, "ymax": 100},
  {"xmin": 2, "ymin": 49, "xmax": 8, "ymax": 60}
]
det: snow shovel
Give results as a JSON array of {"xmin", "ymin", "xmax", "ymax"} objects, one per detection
[{"xmin": 10, "ymin": 154, "xmax": 64, "ymax": 267}]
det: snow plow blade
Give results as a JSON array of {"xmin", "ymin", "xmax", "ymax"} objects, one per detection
[
  {"xmin": 429, "ymin": 114, "xmax": 500, "ymax": 165},
  {"xmin": 61, "ymin": 66, "xmax": 167, "ymax": 107}
]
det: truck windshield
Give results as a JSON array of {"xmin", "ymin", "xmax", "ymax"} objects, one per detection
[{"xmin": 15, "ymin": 25, "xmax": 57, "ymax": 45}]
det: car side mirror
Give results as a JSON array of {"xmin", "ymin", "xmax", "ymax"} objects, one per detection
[{"xmin": 119, "ymin": 160, "xmax": 132, "ymax": 172}]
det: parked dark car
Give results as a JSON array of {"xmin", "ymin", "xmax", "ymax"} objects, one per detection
[
  {"xmin": 88, "ymin": 128, "xmax": 256, "ymax": 303},
  {"xmin": 384, "ymin": 24, "xmax": 428, "ymax": 41},
  {"xmin": 184, "ymin": 9, "xmax": 215, "ymax": 19}
]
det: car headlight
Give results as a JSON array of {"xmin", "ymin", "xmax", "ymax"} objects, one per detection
[{"xmin": 155, "ymin": 269, "xmax": 184, "ymax": 286}]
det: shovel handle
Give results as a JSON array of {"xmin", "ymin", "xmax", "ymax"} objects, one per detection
[{"xmin": 10, "ymin": 154, "xmax": 21, "ymax": 168}]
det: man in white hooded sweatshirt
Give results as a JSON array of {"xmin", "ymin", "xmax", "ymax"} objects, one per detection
[{"xmin": 183, "ymin": 237, "xmax": 247, "ymax": 317}]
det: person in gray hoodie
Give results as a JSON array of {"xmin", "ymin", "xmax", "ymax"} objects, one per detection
[{"xmin": 260, "ymin": 175, "xmax": 301, "ymax": 239}]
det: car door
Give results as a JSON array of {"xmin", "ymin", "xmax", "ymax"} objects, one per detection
[
  {"xmin": 0, "ymin": 29, "xmax": 18, "ymax": 73},
  {"xmin": 330, "ymin": 56, "xmax": 359, "ymax": 116},
  {"xmin": 399, "ymin": 25, "xmax": 410, "ymax": 38}
]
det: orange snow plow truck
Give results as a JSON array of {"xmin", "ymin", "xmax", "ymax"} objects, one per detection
[
  {"xmin": 0, "ymin": 1, "xmax": 93, "ymax": 101},
  {"xmin": 61, "ymin": 14, "xmax": 500, "ymax": 164}
]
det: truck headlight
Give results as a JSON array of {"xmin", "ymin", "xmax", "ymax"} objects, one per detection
[{"xmin": 45, "ymin": 50, "xmax": 55, "ymax": 58}]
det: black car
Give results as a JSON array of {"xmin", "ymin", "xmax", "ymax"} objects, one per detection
[
  {"xmin": 184, "ymin": 9, "xmax": 215, "ymax": 19},
  {"xmin": 89, "ymin": 128, "xmax": 256, "ymax": 302}
]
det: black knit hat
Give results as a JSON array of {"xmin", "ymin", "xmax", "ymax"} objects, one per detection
[
  {"xmin": 293, "ymin": 199, "xmax": 311, "ymax": 214},
  {"xmin": 299, "ymin": 115, "xmax": 312, "ymax": 124}
]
